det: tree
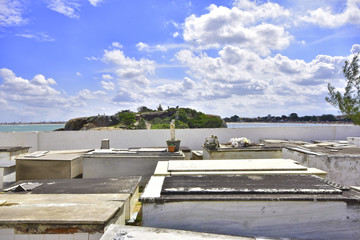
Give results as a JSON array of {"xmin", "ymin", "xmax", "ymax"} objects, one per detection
[
  {"xmin": 116, "ymin": 111, "xmax": 136, "ymax": 126},
  {"xmin": 229, "ymin": 115, "xmax": 240, "ymax": 122},
  {"xmin": 319, "ymin": 114, "xmax": 336, "ymax": 122},
  {"xmin": 137, "ymin": 106, "xmax": 154, "ymax": 113},
  {"xmin": 289, "ymin": 113, "xmax": 298, "ymax": 121},
  {"xmin": 326, "ymin": 52, "xmax": 360, "ymax": 124}
]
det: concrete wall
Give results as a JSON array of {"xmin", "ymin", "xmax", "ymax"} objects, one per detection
[{"xmin": 0, "ymin": 125, "xmax": 359, "ymax": 152}]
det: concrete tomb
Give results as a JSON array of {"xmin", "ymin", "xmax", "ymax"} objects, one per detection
[
  {"xmin": 0, "ymin": 160, "xmax": 16, "ymax": 190},
  {"xmin": 0, "ymin": 146, "xmax": 30, "ymax": 189},
  {"xmin": 0, "ymin": 146, "xmax": 30, "ymax": 162},
  {"xmin": 154, "ymin": 159, "xmax": 327, "ymax": 177},
  {"xmin": 280, "ymin": 139, "xmax": 360, "ymax": 186},
  {"xmin": 140, "ymin": 174, "xmax": 360, "ymax": 240},
  {"xmin": 6, "ymin": 176, "xmax": 141, "ymax": 221},
  {"xmin": 202, "ymin": 136, "xmax": 282, "ymax": 160},
  {"xmin": 83, "ymin": 147, "xmax": 185, "ymax": 186},
  {"xmin": 0, "ymin": 177, "xmax": 141, "ymax": 239},
  {"xmin": 16, "ymin": 152, "xmax": 84, "ymax": 181}
]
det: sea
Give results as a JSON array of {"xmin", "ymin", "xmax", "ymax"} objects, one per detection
[
  {"xmin": 0, "ymin": 124, "xmax": 65, "ymax": 132},
  {"xmin": 0, "ymin": 122, "xmax": 353, "ymax": 132}
]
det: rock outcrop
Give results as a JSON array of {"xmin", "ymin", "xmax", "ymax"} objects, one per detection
[{"xmin": 64, "ymin": 115, "xmax": 119, "ymax": 131}]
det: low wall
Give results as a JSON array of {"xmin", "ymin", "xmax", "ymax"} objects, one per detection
[{"xmin": 0, "ymin": 125, "xmax": 359, "ymax": 152}]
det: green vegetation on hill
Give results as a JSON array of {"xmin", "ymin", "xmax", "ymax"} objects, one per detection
[{"xmin": 63, "ymin": 106, "xmax": 226, "ymax": 130}]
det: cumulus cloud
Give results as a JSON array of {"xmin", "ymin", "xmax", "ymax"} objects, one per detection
[
  {"xmin": 47, "ymin": 0, "xmax": 80, "ymax": 19},
  {"xmin": 0, "ymin": 0, "xmax": 27, "ymax": 26},
  {"xmin": 101, "ymin": 80, "xmax": 115, "ymax": 90},
  {"xmin": 102, "ymin": 74, "xmax": 113, "ymax": 80},
  {"xmin": 78, "ymin": 89, "xmax": 105, "ymax": 99},
  {"xmin": 0, "ymin": 68, "xmax": 62, "ymax": 107},
  {"xmin": 183, "ymin": 0, "xmax": 292, "ymax": 55},
  {"xmin": 172, "ymin": 44, "xmax": 347, "ymax": 114},
  {"xmin": 102, "ymin": 49, "xmax": 155, "ymax": 86},
  {"xmin": 301, "ymin": 0, "xmax": 360, "ymax": 28},
  {"xmin": 112, "ymin": 88, "xmax": 138, "ymax": 103}
]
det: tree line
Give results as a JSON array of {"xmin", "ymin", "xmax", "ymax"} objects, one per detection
[{"xmin": 223, "ymin": 113, "xmax": 350, "ymax": 123}]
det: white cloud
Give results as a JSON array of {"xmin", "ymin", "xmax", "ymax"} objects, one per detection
[
  {"xmin": 301, "ymin": 0, "xmax": 360, "ymax": 27},
  {"xmin": 351, "ymin": 44, "xmax": 360, "ymax": 53},
  {"xmin": 0, "ymin": 68, "xmax": 118, "ymax": 121},
  {"xmin": 136, "ymin": 42, "xmax": 150, "ymax": 51},
  {"xmin": 0, "ymin": 0, "xmax": 27, "ymax": 26},
  {"xmin": 136, "ymin": 41, "xmax": 189, "ymax": 52},
  {"xmin": 102, "ymin": 49, "xmax": 155, "ymax": 86},
  {"xmin": 172, "ymin": 45, "xmax": 347, "ymax": 115},
  {"xmin": 101, "ymin": 80, "xmax": 115, "ymax": 90},
  {"xmin": 183, "ymin": 1, "xmax": 293, "ymax": 56},
  {"xmin": 85, "ymin": 56, "xmax": 98, "ymax": 61},
  {"xmin": 102, "ymin": 74, "xmax": 113, "ymax": 80},
  {"xmin": 89, "ymin": 0, "xmax": 103, "ymax": 7},
  {"xmin": 112, "ymin": 42, "xmax": 123, "ymax": 48},
  {"xmin": 47, "ymin": 0, "xmax": 80, "ymax": 19},
  {"xmin": 76, "ymin": 72, "xmax": 82, "ymax": 76},
  {"xmin": 16, "ymin": 32, "xmax": 55, "ymax": 42},
  {"xmin": 78, "ymin": 89, "xmax": 105, "ymax": 99},
  {"xmin": 0, "ymin": 68, "xmax": 62, "ymax": 107},
  {"xmin": 173, "ymin": 32, "xmax": 179, "ymax": 38}
]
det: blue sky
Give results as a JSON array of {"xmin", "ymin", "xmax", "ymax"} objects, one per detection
[{"xmin": 0, "ymin": 0, "xmax": 359, "ymax": 122}]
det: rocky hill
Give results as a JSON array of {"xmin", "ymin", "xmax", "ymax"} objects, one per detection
[{"xmin": 62, "ymin": 107, "xmax": 227, "ymax": 131}]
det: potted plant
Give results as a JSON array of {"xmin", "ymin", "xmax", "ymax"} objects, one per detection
[{"xmin": 167, "ymin": 143, "xmax": 176, "ymax": 152}]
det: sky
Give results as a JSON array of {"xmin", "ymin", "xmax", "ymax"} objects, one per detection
[{"xmin": 0, "ymin": 0, "xmax": 359, "ymax": 122}]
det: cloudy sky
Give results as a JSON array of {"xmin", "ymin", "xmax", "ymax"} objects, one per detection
[{"xmin": 0, "ymin": 0, "xmax": 359, "ymax": 122}]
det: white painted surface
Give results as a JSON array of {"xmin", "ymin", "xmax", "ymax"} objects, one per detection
[
  {"xmin": 347, "ymin": 137, "xmax": 360, "ymax": 146},
  {"xmin": 153, "ymin": 159, "xmax": 327, "ymax": 177},
  {"xmin": 167, "ymin": 159, "xmax": 305, "ymax": 171},
  {"xmin": 142, "ymin": 201, "xmax": 360, "ymax": 240},
  {"xmin": 140, "ymin": 176, "xmax": 165, "ymax": 200},
  {"xmin": 0, "ymin": 126, "xmax": 359, "ymax": 152}
]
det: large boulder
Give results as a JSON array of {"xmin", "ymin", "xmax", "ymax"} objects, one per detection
[
  {"xmin": 64, "ymin": 115, "xmax": 119, "ymax": 130},
  {"xmin": 87, "ymin": 115, "xmax": 119, "ymax": 127},
  {"xmin": 64, "ymin": 117, "xmax": 88, "ymax": 130}
]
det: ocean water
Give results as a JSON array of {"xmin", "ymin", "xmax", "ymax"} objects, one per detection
[{"xmin": 0, "ymin": 124, "xmax": 65, "ymax": 132}]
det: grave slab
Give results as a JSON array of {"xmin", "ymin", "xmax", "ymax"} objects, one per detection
[
  {"xmin": 154, "ymin": 159, "xmax": 327, "ymax": 177},
  {"xmin": 6, "ymin": 177, "xmax": 141, "ymax": 221}
]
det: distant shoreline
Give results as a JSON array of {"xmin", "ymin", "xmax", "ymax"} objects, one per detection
[
  {"xmin": 0, "ymin": 122, "xmax": 66, "ymax": 126},
  {"xmin": 226, "ymin": 121, "xmax": 354, "ymax": 125}
]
